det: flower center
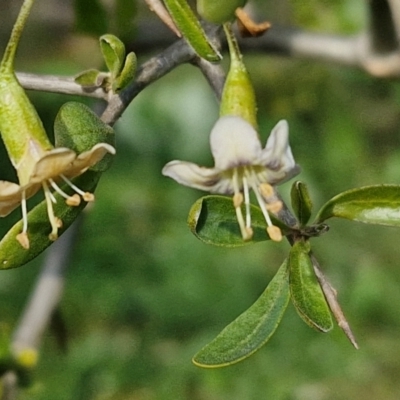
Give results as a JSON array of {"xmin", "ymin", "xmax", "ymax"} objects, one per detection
[
  {"xmin": 16, "ymin": 176, "xmax": 95, "ymax": 249},
  {"xmin": 231, "ymin": 166, "xmax": 283, "ymax": 242}
]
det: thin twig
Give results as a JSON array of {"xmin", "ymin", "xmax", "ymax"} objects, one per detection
[
  {"xmin": 16, "ymin": 73, "xmax": 108, "ymax": 100},
  {"xmin": 192, "ymin": 56, "xmax": 226, "ymax": 101},
  {"xmin": 11, "ymin": 217, "xmax": 83, "ymax": 359},
  {"xmin": 101, "ymin": 26, "xmax": 219, "ymax": 125}
]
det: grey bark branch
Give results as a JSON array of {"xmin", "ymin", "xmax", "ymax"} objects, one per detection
[
  {"xmin": 11, "ymin": 218, "xmax": 82, "ymax": 358},
  {"xmin": 193, "ymin": 57, "xmax": 226, "ymax": 101},
  {"xmin": 16, "ymin": 73, "xmax": 109, "ymax": 100},
  {"xmin": 101, "ymin": 33, "xmax": 200, "ymax": 125}
]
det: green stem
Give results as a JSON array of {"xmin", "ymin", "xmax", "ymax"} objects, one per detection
[
  {"xmin": 223, "ymin": 23, "xmax": 242, "ymax": 66},
  {"xmin": 0, "ymin": 0, "xmax": 36, "ymax": 74}
]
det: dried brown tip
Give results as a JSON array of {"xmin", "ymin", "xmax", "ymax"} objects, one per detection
[
  {"xmin": 235, "ymin": 8, "xmax": 271, "ymax": 38},
  {"xmin": 144, "ymin": 0, "xmax": 181, "ymax": 37}
]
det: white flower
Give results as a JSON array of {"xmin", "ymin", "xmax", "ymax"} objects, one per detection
[
  {"xmin": 162, "ymin": 116, "xmax": 300, "ymax": 241},
  {"xmin": 0, "ymin": 138, "xmax": 115, "ymax": 249}
]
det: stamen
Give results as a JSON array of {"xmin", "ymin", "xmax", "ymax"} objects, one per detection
[
  {"xmin": 49, "ymin": 179, "xmax": 81, "ymax": 206},
  {"xmin": 266, "ymin": 200, "xmax": 283, "ymax": 214},
  {"xmin": 242, "ymin": 174, "xmax": 251, "ymax": 228},
  {"xmin": 42, "ymin": 182, "xmax": 60, "ymax": 241},
  {"xmin": 251, "ymin": 182, "xmax": 274, "ymax": 227},
  {"xmin": 61, "ymin": 175, "xmax": 95, "ymax": 202},
  {"xmin": 66, "ymin": 194, "xmax": 81, "ymax": 207},
  {"xmin": 233, "ymin": 192, "xmax": 243, "ymax": 208},
  {"xmin": 235, "ymin": 205, "xmax": 252, "ymax": 240},
  {"xmin": 267, "ymin": 225, "xmax": 282, "ymax": 242},
  {"xmin": 21, "ymin": 189, "xmax": 28, "ymax": 234},
  {"xmin": 48, "ymin": 190, "xmax": 57, "ymax": 204},
  {"xmin": 259, "ymin": 183, "xmax": 274, "ymax": 200},
  {"xmin": 16, "ymin": 233, "xmax": 29, "ymax": 249},
  {"xmin": 16, "ymin": 190, "xmax": 30, "ymax": 249},
  {"xmin": 232, "ymin": 169, "xmax": 253, "ymax": 240}
]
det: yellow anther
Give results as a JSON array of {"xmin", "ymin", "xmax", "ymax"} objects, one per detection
[
  {"xmin": 267, "ymin": 225, "xmax": 282, "ymax": 242},
  {"xmin": 83, "ymin": 192, "xmax": 95, "ymax": 202},
  {"xmin": 16, "ymin": 232, "xmax": 30, "ymax": 249},
  {"xmin": 233, "ymin": 192, "xmax": 243, "ymax": 208},
  {"xmin": 259, "ymin": 183, "xmax": 274, "ymax": 199},
  {"xmin": 244, "ymin": 226, "xmax": 254, "ymax": 241},
  {"xmin": 266, "ymin": 200, "xmax": 283, "ymax": 214},
  {"xmin": 66, "ymin": 194, "xmax": 81, "ymax": 206}
]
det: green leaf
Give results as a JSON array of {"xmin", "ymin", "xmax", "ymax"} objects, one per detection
[
  {"xmin": 188, "ymin": 195, "xmax": 291, "ymax": 247},
  {"xmin": 289, "ymin": 240, "xmax": 333, "ymax": 332},
  {"xmin": 74, "ymin": 69, "xmax": 107, "ymax": 88},
  {"xmin": 112, "ymin": 51, "xmax": 137, "ymax": 92},
  {"xmin": 315, "ymin": 185, "xmax": 400, "ymax": 226},
  {"xmin": 54, "ymin": 102, "xmax": 115, "ymax": 172},
  {"xmin": 193, "ymin": 259, "xmax": 290, "ymax": 367},
  {"xmin": 100, "ymin": 34, "xmax": 126, "ymax": 78},
  {"xmin": 0, "ymin": 171, "xmax": 100, "ymax": 270},
  {"xmin": 290, "ymin": 181, "xmax": 313, "ymax": 227},
  {"xmin": 163, "ymin": 0, "xmax": 222, "ymax": 62},
  {"xmin": 74, "ymin": 0, "xmax": 108, "ymax": 36}
]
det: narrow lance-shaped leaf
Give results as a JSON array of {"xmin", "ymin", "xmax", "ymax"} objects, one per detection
[
  {"xmin": 290, "ymin": 181, "xmax": 313, "ymax": 227},
  {"xmin": 193, "ymin": 259, "xmax": 290, "ymax": 368},
  {"xmin": 315, "ymin": 185, "xmax": 400, "ymax": 226},
  {"xmin": 188, "ymin": 195, "xmax": 292, "ymax": 247},
  {"xmin": 289, "ymin": 240, "xmax": 333, "ymax": 332},
  {"xmin": 163, "ymin": 0, "xmax": 222, "ymax": 62}
]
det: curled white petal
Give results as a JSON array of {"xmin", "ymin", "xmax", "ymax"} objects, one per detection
[
  {"xmin": 210, "ymin": 116, "xmax": 262, "ymax": 170},
  {"xmin": 162, "ymin": 161, "xmax": 223, "ymax": 192},
  {"xmin": 259, "ymin": 119, "xmax": 299, "ymax": 182}
]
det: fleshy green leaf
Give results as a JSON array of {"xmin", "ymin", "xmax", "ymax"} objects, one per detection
[
  {"xmin": 289, "ymin": 240, "xmax": 333, "ymax": 332},
  {"xmin": 163, "ymin": 0, "xmax": 222, "ymax": 62},
  {"xmin": 54, "ymin": 102, "xmax": 115, "ymax": 172},
  {"xmin": 0, "ymin": 171, "xmax": 100, "ymax": 270},
  {"xmin": 315, "ymin": 185, "xmax": 400, "ymax": 226},
  {"xmin": 112, "ymin": 51, "xmax": 137, "ymax": 92},
  {"xmin": 74, "ymin": 69, "xmax": 107, "ymax": 88},
  {"xmin": 290, "ymin": 181, "xmax": 313, "ymax": 227},
  {"xmin": 188, "ymin": 195, "xmax": 292, "ymax": 247},
  {"xmin": 100, "ymin": 34, "xmax": 126, "ymax": 78},
  {"xmin": 193, "ymin": 259, "xmax": 290, "ymax": 367}
]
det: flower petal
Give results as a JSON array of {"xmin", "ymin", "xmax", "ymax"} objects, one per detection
[
  {"xmin": 66, "ymin": 143, "xmax": 116, "ymax": 178},
  {"xmin": 0, "ymin": 181, "xmax": 23, "ymax": 216},
  {"xmin": 162, "ymin": 161, "xmax": 227, "ymax": 192},
  {"xmin": 210, "ymin": 116, "xmax": 262, "ymax": 170},
  {"xmin": 30, "ymin": 148, "xmax": 77, "ymax": 183},
  {"xmin": 259, "ymin": 120, "xmax": 300, "ymax": 183}
]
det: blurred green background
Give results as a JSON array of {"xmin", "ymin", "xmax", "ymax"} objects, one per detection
[{"xmin": 1, "ymin": 0, "xmax": 400, "ymax": 399}]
